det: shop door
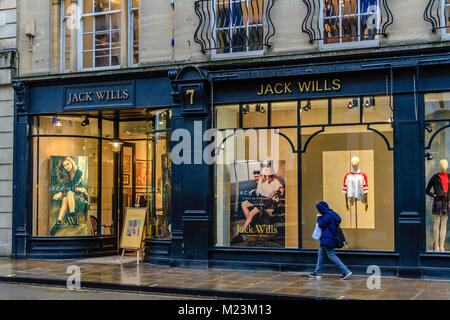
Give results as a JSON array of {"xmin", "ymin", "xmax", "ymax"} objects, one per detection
[{"xmin": 119, "ymin": 142, "xmax": 136, "ymax": 243}]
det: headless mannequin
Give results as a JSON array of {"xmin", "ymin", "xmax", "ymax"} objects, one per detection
[
  {"xmin": 345, "ymin": 157, "xmax": 369, "ymax": 212},
  {"xmin": 432, "ymin": 159, "xmax": 449, "ymax": 252}
]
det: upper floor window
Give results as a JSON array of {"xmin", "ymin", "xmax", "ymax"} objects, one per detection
[
  {"xmin": 61, "ymin": 0, "xmax": 140, "ymax": 72},
  {"xmin": 194, "ymin": 0, "xmax": 275, "ymax": 59},
  {"xmin": 129, "ymin": 0, "xmax": 140, "ymax": 66},
  {"xmin": 442, "ymin": 0, "xmax": 450, "ymax": 39},
  {"xmin": 214, "ymin": 0, "xmax": 264, "ymax": 56},
  {"xmin": 82, "ymin": 0, "xmax": 122, "ymax": 69},
  {"xmin": 320, "ymin": 0, "xmax": 380, "ymax": 49}
]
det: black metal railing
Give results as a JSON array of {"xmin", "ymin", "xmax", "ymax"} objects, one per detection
[
  {"xmin": 424, "ymin": 0, "xmax": 449, "ymax": 32},
  {"xmin": 194, "ymin": 0, "xmax": 276, "ymax": 54},
  {"xmin": 301, "ymin": 0, "xmax": 393, "ymax": 43}
]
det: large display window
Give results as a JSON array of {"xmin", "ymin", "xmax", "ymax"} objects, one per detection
[
  {"xmin": 424, "ymin": 92, "xmax": 450, "ymax": 252},
  {"xmin": 31, "ymin": 109, "xmax": 171, "ymax": 239},
  {"xmin": 214, "ymin": 95, "xmax": 394, "ymax": 251}
]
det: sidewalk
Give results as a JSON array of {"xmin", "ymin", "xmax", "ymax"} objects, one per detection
[{"xmin": 0, "ymin": 256, "xmax": 448, "ymax": 300}]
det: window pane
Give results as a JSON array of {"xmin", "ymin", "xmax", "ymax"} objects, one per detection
[
  {"xmin": 242, "ymin": 103, "xmax": 268, "ymax": 128},
  {"xmin": 425, "ymin": 126, "xmax": 450, "ymax": 252},
  {"xmin": 35, "ymin": 115, "xmax": 99, "ymax": 136},
  {"xmin": 83, "ymin": 51, "xmax": 93, "ymax": 68},
  {"xmin": 301, "ymin": 125, "xmax": 394, "ymax": 250},
  {"xmin": 110, "ymin": 0, "xmax": 121, "ymax": 10},
  {"xmin": 300, "ymin": 99, "xmax": 328, "ymax": 126},
  {"xmin": 95, "ymin": 55, "xmax": 110, "ymax": 67},
  {"xmin": 215, "ymin": 104, "xmax": 239, "ymax": 129},
  {"xmin": 341, "ymin": 0, "xmax": 358, "ymax": 43},
  {"xmin": 95, "ymin": 15, "xmax": 110, "ymax": 32},
  {"xmin": 94, "ymin": 0, "xmax": 109, "ymax": 12},
  {"xmin": 425, "ymin": 92, "xmax": 450, "ymax": 120},
  {"xmin": 332, "ymin": 97, "xmax": 360, "ymax": 124},
  {"xmin": 215, "ymin": 129, "xmax": 298, "ymax": 248},
  {"xmin": 83, "ymin": 16, "xmax": 93, "ymax": 33},
  {"xmin": 33, "ymin": 137, "xmax": 98, "ymax": 237},
  {"xmin": 83, "ymin": 0, "xmax": 93, "ymax": 14},
  {"xmin": 363, "ymin": 96, "xmax": 392, "ymax": 122},
  {"xmin": 133, "ymin": 0, "xmax": 140, "ymax": 8},
  {"xmin": 323, "ymin": 0, "xmax": 340, "ymax": 44},
  {"xmin": 83, "ymin": 34, "xmax": 93, "ymax": 51},
  {"xmin": 271, "ymin": 101, "xmax": 297, "ymax": 127}
]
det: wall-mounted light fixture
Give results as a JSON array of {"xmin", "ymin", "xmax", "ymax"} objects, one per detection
[
  {"xmin": 81, "ymin": 116, "xmax": 90, "ymax": 127},
  {"xmin": 425, "ymin": 152, "xmax": 434, "ymax": 160},
  {"xmin": 364, "ymin": 97, "xmax": 375, "ymax": 108},
  {"xmin": 255, "ymin": 103, "xmax": 265, "ymax": 113},
  {"xmin": 52, "ymin": 115, "xmax": 61, "ymax": 127},
  {"xmin": 348, "ymin": 97, "xmax": 359, "ymax": 109},
  {"xmin": 303, "ymin": 100, "xmax": 312, "ymax": 111},
  {"xmin": 425, "ymin": 123, "xmax": 433, "ymax": 133}
]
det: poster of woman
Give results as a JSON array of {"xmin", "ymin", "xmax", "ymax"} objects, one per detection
[
  {"xmin": 49, "ymin": 156, "xmax": 89, "ymax": 236},
  {"xmin": 230, "ymin": 160, "xmax": 286, "ymax": 247}
]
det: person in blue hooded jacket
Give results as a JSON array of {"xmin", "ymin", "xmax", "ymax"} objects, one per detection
[{"xmin": 308, "ymin": 201, "xmax": 352, "ymax": 280}]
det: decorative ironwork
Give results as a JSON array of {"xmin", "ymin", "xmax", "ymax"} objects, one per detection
[
  {"xmin": 13, "ymin": 82, "xmax": 27, "ymax": 113},
  {"xmin": 301, "ymin": 0, "xmax": 393, "ymax": 43},
  {"xmin": 424, "ymin": 0, "xmax": 449, "ymax": 32},
  {"xmin": 194, "ymin": 0, "xmax": 276, "ymax": 53}
]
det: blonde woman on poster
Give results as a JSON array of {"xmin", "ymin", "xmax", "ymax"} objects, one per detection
[{"xmin": 50, "ymin": 156, "xmax": 88, "ymax": 236}]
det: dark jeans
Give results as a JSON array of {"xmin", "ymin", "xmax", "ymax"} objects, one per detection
[{"xmin": 314, "ymin": 245, "xmax": 351, "ymax": 275}]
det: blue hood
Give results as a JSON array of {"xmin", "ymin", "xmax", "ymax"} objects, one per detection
[
  {"xmin": 316, "ymin": 201, "xmax": 331, "ymax": 214},
  {"xmin": 316, "ymin": 201, "xmax": 341, "ymax": 224}
]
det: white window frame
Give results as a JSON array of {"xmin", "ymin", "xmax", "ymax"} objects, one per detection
[
  {"xmin": 319, "ymin": 0, "xmax": 380, "ymax": 51},
  {"xmin": 79, "ymin": 0, "xmax": 122, "ymax": 71},
  {"xmin": 128, "ymin": 1, "xmax": 139, "ymax": 66},
  {"xmin": 441, "ymin": 0, "xmax": 450, "ymax": 40},
  {"xmin": 211, "ymin": 0, "xmax": 265, "ymax": 60}
]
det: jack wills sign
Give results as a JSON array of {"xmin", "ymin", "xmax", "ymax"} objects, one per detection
[{"xmin": 64, "ymin": 82, "xmax": 134, "ymax": 110}]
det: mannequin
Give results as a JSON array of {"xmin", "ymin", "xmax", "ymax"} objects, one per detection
[
  {"xmin": 426, "ymin": 159, "xmax": 449, "ymax": 252},
  {"xmin": 342, "ymin": 156, "xmax": 369, "ymax": 228}
]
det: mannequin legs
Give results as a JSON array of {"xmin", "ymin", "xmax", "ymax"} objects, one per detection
[
  {"xmin": 440, "ymin": 215, "xmax": 448, "ymax": 252},
  {"xmin": 433, "ymin": 215, "xmax": 448, "ymax": 252}
]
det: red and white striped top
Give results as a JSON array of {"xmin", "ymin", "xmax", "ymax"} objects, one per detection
[{"xmin": 342, "ymin": 170, "xmax": 368, "ymax": 201}]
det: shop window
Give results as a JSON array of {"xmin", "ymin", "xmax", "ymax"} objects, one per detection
[
  {"xmin": 213, "ymin": 0, "xmax": 264, "ymax": 56},
  {"xmin": 301, "ymin": 125, "xmax": 394, "ymax": 251},
  {"xmin": 332, "ymin": 97, "xmax": 361, "ymax": 124},
  {"xmin": 424, "ymin": 92, "xmax": 450, "ymax": 253},
  {"xmin": 321, "ymin": 0, "xmax": 380, "ymax": 49},
  {"xmin": 214, "ymin": 102, "xmax": 298, "ymax": 249}
]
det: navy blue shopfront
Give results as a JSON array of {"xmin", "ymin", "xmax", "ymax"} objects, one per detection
[{"xmin": 11, "ymin": 49, "xmax": 450, "ymax": 277}]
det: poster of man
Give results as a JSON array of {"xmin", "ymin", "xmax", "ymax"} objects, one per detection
[
  {"xmin": 49, "ymin": 156, "xmax": 89, "ymax": 237},
  {"xmin": 230, "ymin": 160, "xmax": 286, "ymax": 247}
]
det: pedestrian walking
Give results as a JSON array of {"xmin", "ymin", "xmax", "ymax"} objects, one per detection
[{"xmin": 308, "ymin": 201, "xmax": 352, "ymax": 280}]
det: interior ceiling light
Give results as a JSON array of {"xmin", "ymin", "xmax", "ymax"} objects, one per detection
[
  {"xmin": 425, "ymin": 152, "xmax": 434, "ymax": 161},
  {"xmin": 348, "ymin": 98, "xmax": 359, "ymax": 109},
  {"xmin": 364, "ymin": 97, "xmax": 376, "ymax": 108},
  {"xmin": 425, "ymin": 123, "xmax": 433, "ymax": 133}
]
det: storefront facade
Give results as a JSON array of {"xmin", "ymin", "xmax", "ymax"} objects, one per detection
[{"xmin": 11, "ymin": 47, "xmax": 450, "ymax": 277}]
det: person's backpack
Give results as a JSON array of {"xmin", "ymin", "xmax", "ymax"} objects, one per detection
[{"xmin": 334, "ymin": 223, "xmax": 347, "ymax": 249}]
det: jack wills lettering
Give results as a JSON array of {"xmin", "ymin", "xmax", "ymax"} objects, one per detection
[
  {"xmin": 67, "ymin": 89, "xmax": 129, "ymax": 105},
  {"xmin": 257, "ymin": 79, "xmax": 341, "ymax": 96}
]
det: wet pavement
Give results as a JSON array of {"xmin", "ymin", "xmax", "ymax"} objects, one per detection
[{"xmin": 0, "ymin": 256, "xmax": 449, "ymax": 300}]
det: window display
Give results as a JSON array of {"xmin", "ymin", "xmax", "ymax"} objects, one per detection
[
  {"xmin": 215, "ymin": 95, "xmax": 393, "ymax": 251},
  {"xmin": 425, "ymin": 92, "xmax": 450, "ymax": 252}
]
